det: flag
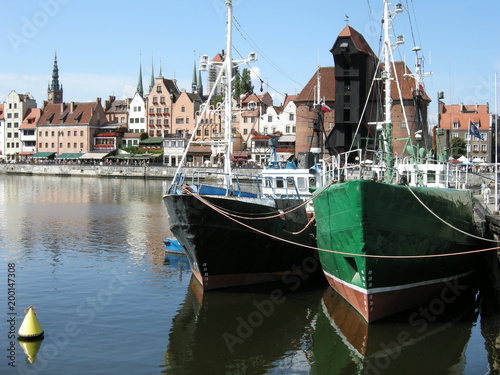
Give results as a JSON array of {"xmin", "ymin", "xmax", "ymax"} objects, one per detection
[
  {"xmin": 469, "ymin": 122, "xmax": 484, "ymax": 140},
  {"xmin": 321, "ymin": 103, "xmax": 331, "ymax": 112}
]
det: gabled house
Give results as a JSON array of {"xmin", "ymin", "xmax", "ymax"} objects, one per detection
[
  {"xmin": 20, "ymin": 108, "xmax": 42, "ymax": 159},
  {"xmin": 4, "ymin": 91, "xmax": 37, "ymax": 162},
  {"xmin": 438, "ymin": 102, "xmax": 492, "ymax": 162},
  {"xmin": 37, "ymin": 99, "xmax": 108, "ymax": 155},
  {"xmin": 146, "ymin": 75, "xmax": 181, "ymax": 138}
]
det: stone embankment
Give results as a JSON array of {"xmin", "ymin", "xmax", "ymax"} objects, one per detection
[{"xmin": 0, "ymin": 163, "xmax": 261, "ymax": 180}]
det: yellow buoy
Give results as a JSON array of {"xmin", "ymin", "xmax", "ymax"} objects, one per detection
[
  {"xmin": 18, "ymin": 338, "xmax": 43, "ymax": 364},
  {"xmin": 18, "ymin": 306, "xmax": 44, "ymax": 339}
]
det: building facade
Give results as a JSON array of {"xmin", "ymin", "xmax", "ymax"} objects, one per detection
[
  {"xmin": 4, "ymin": 91, "xmax": 37, "ymax": 162},
  {"xmin": 438, "ymin": 102, "xmax": 492, "ymax": 162}
]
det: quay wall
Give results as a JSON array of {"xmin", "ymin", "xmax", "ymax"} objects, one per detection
[
  {"xmin": 0, "ymin": 163, "xmax": 261, "ymax": 180},
  {"xmin": 0, "ymin": 164, "xmax": 496, "ymax": 187}
]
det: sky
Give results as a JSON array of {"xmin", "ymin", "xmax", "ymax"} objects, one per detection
[{"xmin": 0, "ymin": 0, "xmax": 499, "ymax": 126}]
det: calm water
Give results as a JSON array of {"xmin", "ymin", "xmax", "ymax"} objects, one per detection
[{"xmin": 0, "ymin": 175, "xmax": 498, "ymax": 374}]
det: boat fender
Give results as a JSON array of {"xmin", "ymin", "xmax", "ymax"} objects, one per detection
[{"xmin": 399, "ymin": 176, "xmax": 408, "ymax": 185}]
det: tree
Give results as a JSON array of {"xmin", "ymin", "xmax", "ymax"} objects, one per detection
[
  {"xmin": 233, "ymin": 67, "xmax": 253, "ymax": 98},
  {"xmin": 451, "ymin": 137, "xmax": 466, "ymax": 159}
]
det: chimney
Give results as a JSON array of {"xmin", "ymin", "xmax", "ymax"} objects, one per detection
[
  {"xmin": 60, "ymin": 102, "xmax": 64, "ymax": 113},
  {"xmin": 70, "ymin": 101, "xmax": 74, "ymax": 113},
  {"xmin": 96, "ymin": 97, "xmax": 101, "ymax": 107}
]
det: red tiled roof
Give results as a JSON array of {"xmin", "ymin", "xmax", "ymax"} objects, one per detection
[
  {"xmin": 337, "ymin": 25, "xmax": 376, "ymax": 57},
  {"xmin": 440, "ymin": 103, "xmax": 490, "ymax": 130},
  {"xmin": 295, "ymin": 67, "xmax": 335, "ymax": 103},
  {"xmin": 20, "ymin": 108, "xmax": 42, "ymax": 129},
  {"xmin": 38, "ymin": 102, "xmax": 97, "ymax": 125}
]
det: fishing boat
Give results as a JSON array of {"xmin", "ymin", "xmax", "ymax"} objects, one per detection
[
  {"xmin": 312, "ymin": 0, "xmax": 490, "ymax": 322},
  {"xmin": 162, "ymin": 0, "xmax": 323, "ymax": 290}
]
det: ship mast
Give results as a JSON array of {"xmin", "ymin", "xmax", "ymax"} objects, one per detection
[
  {"xmin": 223, "ymin": 0, "xmax": 234, "ymax": 191},
  {"xmin": 381, "ymin": 0, "xmax": 403, "ymax": 183}
]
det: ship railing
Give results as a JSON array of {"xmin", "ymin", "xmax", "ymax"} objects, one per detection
[{"xmin": 168, "ymin": 170, "xmax": 263, "ymax": 197}]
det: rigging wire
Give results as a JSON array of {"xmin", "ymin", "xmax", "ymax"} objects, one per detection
[{"xmin": 232, "ymin": 15, "xmax": 304, "ymax": 88}]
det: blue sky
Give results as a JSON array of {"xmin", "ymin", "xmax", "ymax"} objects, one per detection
[{"xmin": 0, "ymin": 0, "xmax": 499, "ymax": 126}]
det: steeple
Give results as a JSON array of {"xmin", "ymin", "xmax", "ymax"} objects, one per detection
[
  {"xmin": 192, "ymin": 60, "xmax": 197, "ymax": 93},
  {"xmin": 47, "ymin": 52, "xmax": 63, "ymax": 103},
  {"xmin": 137, "ymin": 62, "xmax": 144, "ymax": 97},
  {"xmin": 149, "ymin": 58, "xmax": 155, "ymax": 93},
  {"xmin": 197, "ymin": 69, "xmax": 203, "ymax": 96}
]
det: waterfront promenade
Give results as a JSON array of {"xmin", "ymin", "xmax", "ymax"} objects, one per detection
[{"xmin": 0, "ymin": 162, "xmax": 260, "ymax": 180}]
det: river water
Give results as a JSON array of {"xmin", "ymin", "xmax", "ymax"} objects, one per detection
[{"xmin": 0, "ymin": 175, "xmax": 498, "ymax": 374}]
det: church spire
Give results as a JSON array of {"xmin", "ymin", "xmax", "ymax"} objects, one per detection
[
  {"xmin": 149, "ymin": 57, "xmax": 155, "ymax": 93},
  {"xmin": 48, "ymin": 52, "xmax": 63, "ymax": 103},
  {"xmin": 192, "ymin": 60, "xmax": 197, "ymax": 93},
  {"xmin": 137, "ymin": 62, "xmax": 144, "ymax": 97},
  {"xmin": 51, "ymin": 52, "xmax": 60, "ymax": 91},
  {"xmin": 197, "ymin": 69, "xmax": 203, "ymax": 96}
]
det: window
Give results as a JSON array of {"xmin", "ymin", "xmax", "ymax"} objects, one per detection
[
  {"xmin": 328, "ymin": 122, "xmax": 334, "ymax": 129},
  {"xmin": 289, "ymin": 113, "xmax": 294, "ymax": 121},
  {"xmin": 51, "ymin": 131, "xmax": 55, "ymax": 136},
  {"xmin": 157, "ymin": 119, "xmax": 161, "ymax": 124},
  {"xmin": 80, "ymin": 131, "xmax": 84, "ymax": 136},
  {"xmin": 204, "ymin": 128, "xmax": 209, "ymax": 136},
  {"xmin": 482, "ymin": 133, "xmax": 488, "ymax": 141},
  {"xmin": 400, "ymin": 122, "xmax": 406, "ymax": 129},
  {"xmin": 243, "ymin": 129, "xmax": 248, "ymax": 135},
  {"xmin": 51, "ymin": 143, "xmax": 55, "ymax": 148},
  {"xmin": 157, "ymin": 86, "xmax": 162, "ymax": 93},
  {"xmin": 452, "ymin": 133, "xmax": 459, "ymax": 138},
  {"xmin": 286, "ymin": 126, "xmax": 290, "ymax": 133},
  {"xmin": 263, "ymin": 127, "xmax": 268, "ymax": 134},
  {"xmin": 181, "ymin": 106, "xmax": 185, "ymax": 112},
  {"xmin": 67, "ymin": 143, "xmax": 70, "ymax": 148},
  {"xmin": 176, "ymin": 118, "xmax": 184, "ymax": 124},
  {"xmin": 149, "ymin": 108, "xmax": 154, "ymax": 114},
  {"xmin": 74, "ymin": 143, "xmax": 77, "ymax": 148},
  {"xmin": 157, "ymin": 108, "xmax": 162, "ymax": 114},
  {"xmin": 59, "ymin": 143, "xmax": 62, "ymax": 148},
  {"xmin": 465, "ymin": 133, "xmax": 470, "ymax": 141},
  {"xmin": 453, "ymin": 122, "xmax": 459, "ymax": 129},
  {"xmin": 481, "ymin": 144, "xmax": 487, "ymax": 152},
  {"xmin": 160, "ymin": 97, "xmax": 165, "ymax": 103},
  {"xmin": 268, "ymin": 115, "xmax": 272, "ymax": 122},
  {"xmin": 473, "ymin": 144, "xmax": 479, "ymax": 152},
  {"xmin": 153, "ymin": 97, "xmax": 158, "ymax": 103},
  {"xmin": 74, "ymin": 131, "xmax": 77, "ymax": 136}
]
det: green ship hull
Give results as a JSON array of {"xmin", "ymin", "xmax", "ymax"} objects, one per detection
[{"xmin": 314, "ymin": 179, "xmax": 483, "ymax": 322}]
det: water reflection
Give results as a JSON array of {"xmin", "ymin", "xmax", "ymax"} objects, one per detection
[
  {"xmin": 162, "ymin": 276, "xmax": 322, "ymax": 374},
  {"xmin": 312, "ymin": 287, "xmax": 479, "ymax": 374}
]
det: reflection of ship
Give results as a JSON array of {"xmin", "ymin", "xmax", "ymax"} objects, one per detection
[
  {"xmin": 480, "ymin": 281, "xmax": 500, "ymax": 374},
  {"xmin": 162, "ymin": 276, "xmax": 322, "ymax": 374},
  {"xmin": 311, "ymin": 287, "xmax": 478, "ymax": 374}
]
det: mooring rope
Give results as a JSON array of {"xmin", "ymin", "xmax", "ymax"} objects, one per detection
[
  {"xmin": 186, "ymin": 190, "xmax": 500, "ymax": 259},
  {"xmin": 404, "ymin": 183, "xmax": 498, "ymax": 243},
  {"xmin": 190, "ymin": 180, "xmax": 334, "ymax": 221}
]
